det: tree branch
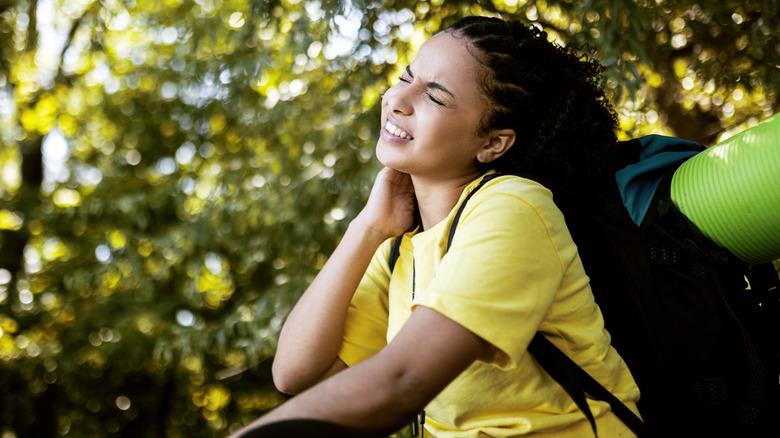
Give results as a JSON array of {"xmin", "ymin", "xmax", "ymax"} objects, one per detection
[
  {"xmin": 25, "ymin": 0, "xmax": 38, "ymax": 53},
  {"xmin": 55, "ymin": 4, "xmax": 95, "ymax": 80}
]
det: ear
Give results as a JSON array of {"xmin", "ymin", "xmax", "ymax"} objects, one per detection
[{"xmin": 476, "ymin": 129, "xmax": 516, "ymax": 164}]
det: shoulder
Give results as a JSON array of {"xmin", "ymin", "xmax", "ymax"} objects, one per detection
[
  {"xmin": 454, "ymin": 174, "xmax": 570, "ymax": 252},
  {"xmin": 481, "ymin": 174, "xmax": 552, "ymax": 198},
  {"xmin": 464, "ymin": 174, "xmax": 559, "ymax": 218}
]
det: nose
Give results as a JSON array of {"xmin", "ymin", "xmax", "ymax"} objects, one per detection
[{"xmin": 383, "ymin": 84, "xmax": 413, "ymax": 116}]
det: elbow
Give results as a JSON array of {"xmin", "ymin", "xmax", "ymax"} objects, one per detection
[
  {"xmin": 271, "ymin": 359, "xmax": 306, "ymax": 395},
  {"xmin": 371, "ymin": 359, "xmax": 431, "ymax": 416},
  {"xmin": 369, "ymin": 370, "xmax": 429, "ymax": 431},
  {"xmin": 274, "ymin": 355, "xmax": 349, "ymax": 395}
]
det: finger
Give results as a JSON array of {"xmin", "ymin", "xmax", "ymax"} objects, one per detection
[
  {"xmin": 379, "ymin": 167, "xmax": 407, "ymax": 184},
  {"xmin": 385, "ymin": 169, "xmax": 414, "ymax": 191}
]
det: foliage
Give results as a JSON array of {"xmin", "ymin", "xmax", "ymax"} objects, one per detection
[{"xmin": 0, "ymin": 0, "xmax": 777, "ymax": 436}]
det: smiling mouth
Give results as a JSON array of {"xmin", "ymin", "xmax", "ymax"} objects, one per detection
[{"xmin": 385, "ymin": 120, "xmax": 413, "ymax": 140}]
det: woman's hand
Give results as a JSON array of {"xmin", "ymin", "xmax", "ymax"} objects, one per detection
[{"xmin": 354, "ymin": 167, "xmax": 416, "ymax": 239}]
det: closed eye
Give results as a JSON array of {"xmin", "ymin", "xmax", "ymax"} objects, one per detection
[
  {"xmin": 427, "ymin": 94, "xmax": 445, "ymax": 106},
  {"xmin": 401, "ymin": 65, "xmax": 451, "ymax": 107}
]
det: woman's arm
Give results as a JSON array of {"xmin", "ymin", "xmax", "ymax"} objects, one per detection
[
  {"xmin": 271, "ymin": 221, "xmax": 387, "ymax": 394},
  {"xmin": 272, "ymin": 168, "xmax": 416, "ymax": 394},
  {"xmin": 236, "ymin": 306, "xmax": 491, "ymax": 435}
]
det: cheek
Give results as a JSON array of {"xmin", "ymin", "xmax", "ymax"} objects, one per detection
[{"xmin": 436, "ymin": 116, "xmax": 477, "ymax": 142}]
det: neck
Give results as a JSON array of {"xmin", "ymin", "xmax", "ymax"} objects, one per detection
[{"xmin": 412, "ymin": 171, "xmax": 485, "ymax": 231}]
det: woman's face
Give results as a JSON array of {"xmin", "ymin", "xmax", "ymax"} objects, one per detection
[{"xmin": 376, "ymin": 32, "xmax": 493, "ymax": 181}]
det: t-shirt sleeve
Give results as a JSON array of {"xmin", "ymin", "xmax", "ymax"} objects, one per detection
[
  {"xmin": 415, "ymin": 185, "xmax": 566, "ymax": 370},
  {"xmin": 337, "ymin": 238, "xmax": 393, "ymax": 366}
]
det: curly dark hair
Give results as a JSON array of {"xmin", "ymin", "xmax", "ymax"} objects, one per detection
[{"xmin": 445, "ymin": 16, "xmax": 619, "ymax": 182}]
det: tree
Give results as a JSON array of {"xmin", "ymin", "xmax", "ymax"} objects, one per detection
[{"xmin": 0, "ymin": 0, "xmax": 777, "ymax": 436}]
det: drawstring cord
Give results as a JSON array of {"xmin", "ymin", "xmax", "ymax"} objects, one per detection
[{"xmin": 410, "ymin": 258, "xmax": 426, "ymax": 437}]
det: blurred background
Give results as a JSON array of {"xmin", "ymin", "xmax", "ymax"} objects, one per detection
[{"xmin": 0, "ymin": 0, "xmax": 777, "ymax": 436}]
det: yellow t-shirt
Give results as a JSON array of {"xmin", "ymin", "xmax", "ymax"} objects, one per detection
[{"xmin": 338, "ymin": 173, "xmax": 640, "ymax": 437}]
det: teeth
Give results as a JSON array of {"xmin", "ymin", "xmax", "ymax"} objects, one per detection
[{"xmin": 385, "ymin": 121, "xmax": 412, "ymax": 140}]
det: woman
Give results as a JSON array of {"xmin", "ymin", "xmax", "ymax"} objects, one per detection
[{"xmin": 233, "ymin": 16, "xmax": 640, "ymax": 437}]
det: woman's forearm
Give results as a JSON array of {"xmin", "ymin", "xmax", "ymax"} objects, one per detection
[
  {"xmin": 233, "ymin": 307, "xmax": 489, "ymax": 437},
  {"xmin": 272, "ymin": 218, "xmax": 388, "ymax": 394},
  {"xmin": 260, "ymin": 352, "xmax": 421, "ymax": 434}
]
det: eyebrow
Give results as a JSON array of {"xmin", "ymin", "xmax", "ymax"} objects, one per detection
[{"xmin": 406, "ymin": 65, "xmax": 455, "ymax": 99}]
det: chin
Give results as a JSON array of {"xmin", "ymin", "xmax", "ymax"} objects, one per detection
[
  {"xmin": 375, "ymin": 143, "xmax": 398, "ymax": 168},
  {"xmin": 375, "ymin": 140, "xmax": 420, "ymax": 175}
]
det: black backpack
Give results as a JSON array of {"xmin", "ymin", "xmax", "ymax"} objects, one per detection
[{"xmin": 388, "ymin": 139, "xmax": 780, "ymax": 437}]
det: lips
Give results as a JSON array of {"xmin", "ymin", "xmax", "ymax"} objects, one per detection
[{"xmin": 384, "ymin": 120, "xmax": 412, "ymax": 140}]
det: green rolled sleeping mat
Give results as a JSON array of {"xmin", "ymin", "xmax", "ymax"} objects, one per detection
[{"xmin": 671, "ymin": 112, "xmax": 780, "ymax": 265}]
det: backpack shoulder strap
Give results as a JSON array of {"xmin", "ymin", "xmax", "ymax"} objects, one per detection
[
  {"xmin": 528, "ymin": 334, "xmax": 648, "ymax": 436},
  {"xmin": 388, "ymin": 233, "xmax": 404, "ymax": 274}
]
